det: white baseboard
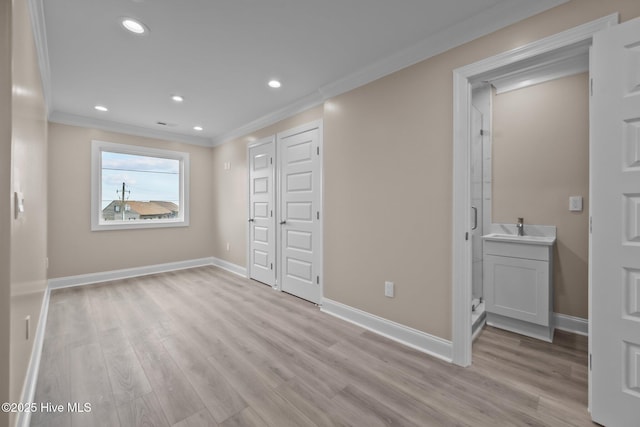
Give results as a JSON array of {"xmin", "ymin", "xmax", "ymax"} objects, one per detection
[
  {"xmin": 47, "ymin": 257, "xmax": 216, "ymax": 289},
  {"xmin": 16, "ymin": 286, "xmax": 51, "ymax": 427},
  {"xmin": 321, "ymin": 298, "xmax": 453, "ymax": 363},
  {"xmin": 211, "ymin": 257, "xmax": 247, "ymax": 277},
  {"xmin": 553, "ymin": 312, "xmax": 588, "ymax": 336}
]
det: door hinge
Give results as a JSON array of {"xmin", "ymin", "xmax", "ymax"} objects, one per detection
[
  {"xmin": 465, "ymin": 232, "xmax": 469, "ymax": 241},
  {"xmin": 480, "ymin": 129, "xmax": 485, "ymax": 136},
  {"xmin": 589, "ymin": 353, "xmax": 592, "ymax": 371},
  {"xmin": 270, "ymin": 263, "xmax": 273, "ymax": 270},
  {"xmin": 317, "ymin": 211, "xmax": 320, "ymax": 220},
  {"xmin": 590, "ymin": 78, "xmax": 593, "ymax": 96},
  {"xmin": 270, "ymin": 157, "xmax": 273, "ymax": 164},
  {"xmin": 589, "ymin": 216, "xmax": 592, "ymax": 233},
  {"xmin": 317, "ymin": 147, "xmax": 320, "ymax": 156},
  {"xmin": 270, "ymin": 210, "xmax": 273, "ymax": 217},
  {"xmin": 316, "ymin": 275, "xmax": 320, "ymax": 284}
]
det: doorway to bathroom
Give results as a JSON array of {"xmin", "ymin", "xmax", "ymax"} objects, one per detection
[
  {"xmin": 453, "ymin": 14, "xmax": 640, "ymax": 426},
  {"xmin": 451, "ymin": 14, "xmax": 618, "ymax": 367}
]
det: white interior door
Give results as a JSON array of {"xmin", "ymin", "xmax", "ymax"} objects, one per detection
[
  {"xmin": 278, "ymin": 125, "xmax": 321, "ymax": 304},
  {"xmin": 248, "ymin": 138, "xmax": 276, "ymax": 287},
  {"xmin": 591, "ymin": 17, "xmax": 640, "ymax": 426}
]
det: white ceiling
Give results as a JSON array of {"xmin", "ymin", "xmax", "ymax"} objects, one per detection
[{"xmin": 34, "ymin": 0, "xmax": 567, "ymax": 146}]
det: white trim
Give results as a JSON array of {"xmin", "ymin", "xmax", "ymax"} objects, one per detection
[
  {"xmin": 451, "ymin": 14, "xmax": 618, "ymax": 367},
  {"xmin": 492, "ymin": 49, "xmax": 589, "ymax": 94},
  {"xmin": 455, "ymin": 14, "xmax": 618, "ymax": 81},
  {"xmin": 50, "ymin": 111, "xmax": 213, "ymax": 147},
  {"xmin": 452, "ymin": 68, "xmax": 473, "ymax": 366},
  {"xmin": 276, "ymin": 119, "xmax": 322, "ymax": 140},
  {"xmin": 553, "ymin": 312, "xmax": 588, "ymax": 336},
  {"xmin": 90, "ymin": 140, "xmax": 190, "ymax": 231},
  {"xmin": 15, "ymin": 287, "xmax": 50, "ymax": 427},
  {"xmin": 486, "ymin": 312, "xmax": 554, "ymax": 343},
  {"xmin": 321, "ymin": 298, "xmax": 453, "ymax": 363},
  {"xmin": 48, "ymin": 257, "xmax": 215, "ymax": 289},
  {"xmin": 213, "ymin": 92, "xmax": 323, "ymax": 146},
  {"xmin": 211, "ymin": 257, "xmax": 247, "ymax": 278}
]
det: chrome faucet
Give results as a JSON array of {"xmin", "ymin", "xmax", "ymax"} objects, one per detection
[{"xmin": 516, "ymin": 217, "xmax": 524, "ymax": 236}]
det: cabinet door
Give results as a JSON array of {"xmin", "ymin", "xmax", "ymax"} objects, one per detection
[{"xmin": 484, "ymin": 255, "xmax": 549, "ymax": 326}]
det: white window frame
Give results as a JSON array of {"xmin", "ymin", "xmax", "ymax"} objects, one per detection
[{"xmin": 91, "ymin": 140, "xmax": 190, "ymax": 231}]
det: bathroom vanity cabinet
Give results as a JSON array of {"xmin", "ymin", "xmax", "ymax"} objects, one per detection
[{"xmin": 482, "ymin": 232, "xmax": 556, "ymax": 342}]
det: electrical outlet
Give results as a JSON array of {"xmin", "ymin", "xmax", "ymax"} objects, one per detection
[{"xmin": 385, "ymin": 281, "xmax": 394, "ymax": 298}]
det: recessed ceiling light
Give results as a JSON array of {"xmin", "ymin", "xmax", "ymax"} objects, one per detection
[
  {"xmin": 268, "ymin": 80, "xmax": 282, "ymax": 89},
  {"xmin": 121, "ymin": 18, "xmax": 147, "ymax": 34},
  {"xmin": 94, "ymin": 105, "xmax": 108, "ymax": 112},
  {"xmin": 193, "ymin": 126, "xmax": 203, "ymax": 131},
  {"xmin": 171, "ymin": 95, "xmax": 184, "ymax": 102}
]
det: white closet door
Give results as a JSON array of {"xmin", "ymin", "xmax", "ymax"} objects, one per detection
[
  {"xmin": 248, "ymin": 138, "xmax": 276, "ymax": 287},
  {"xmin": 278, "ymin": 126, "xmax": 321, "ymax": 304}
]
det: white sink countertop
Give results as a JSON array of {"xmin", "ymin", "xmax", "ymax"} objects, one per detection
[{"xmin": 482, "ymin": 223, "xmax": 557, "ymax": 246}]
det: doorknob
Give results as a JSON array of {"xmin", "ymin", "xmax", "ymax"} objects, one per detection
[
  {"xmin": 248, "ymin": 218, "xmax": 254, "ymax": 222},
  {"xmin": 280, "ymin": 220, "xmax": 287, "ymax": 225}
]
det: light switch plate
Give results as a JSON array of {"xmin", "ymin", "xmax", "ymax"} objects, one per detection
[
  {"xmin": 384, "ymin": 281, "xmax": 394, "ymax": 298},
  {"xmin": 569, "ymin": 196, "xmax": 583, "ymax": 212}
]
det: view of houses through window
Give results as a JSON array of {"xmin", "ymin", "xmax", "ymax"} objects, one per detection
[{"xmin": 101, "ymin": 151, "xmax": 180, "ymax": 222}]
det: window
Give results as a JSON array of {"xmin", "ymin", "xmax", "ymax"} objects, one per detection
[{"xmin": 91, "ymin": 140, "xmax": 189, "ymax": 230}]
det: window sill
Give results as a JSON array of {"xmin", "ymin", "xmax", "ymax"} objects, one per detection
[{"xmin": 91, "ymin": 218, "xmax": 189, "ymax": 231}]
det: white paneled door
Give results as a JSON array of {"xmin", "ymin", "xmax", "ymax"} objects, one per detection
[
  {"xmin": 591, "ymin": 17, "xmax": 640, "ymax": 426},
  {"xmin": 278, "ymin": 126, "xmax": 322, "ymax": 304},
  {"xmin": 248, "ymin": 137, "xmax": 276, "ymax": 287}
]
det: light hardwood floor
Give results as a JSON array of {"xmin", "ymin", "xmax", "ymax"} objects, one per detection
[{"xmin": 31, "ymin": 266, "xmax": 595, "ymax": 426}]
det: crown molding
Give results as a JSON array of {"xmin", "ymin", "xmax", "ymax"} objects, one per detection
[
  {"xmin": 49, "ymin": 111, "xmax": 213, "ymax": 147},
  {"xmin": 211, "ymin": 91, "xmax": 323, "ymax": 146}
]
